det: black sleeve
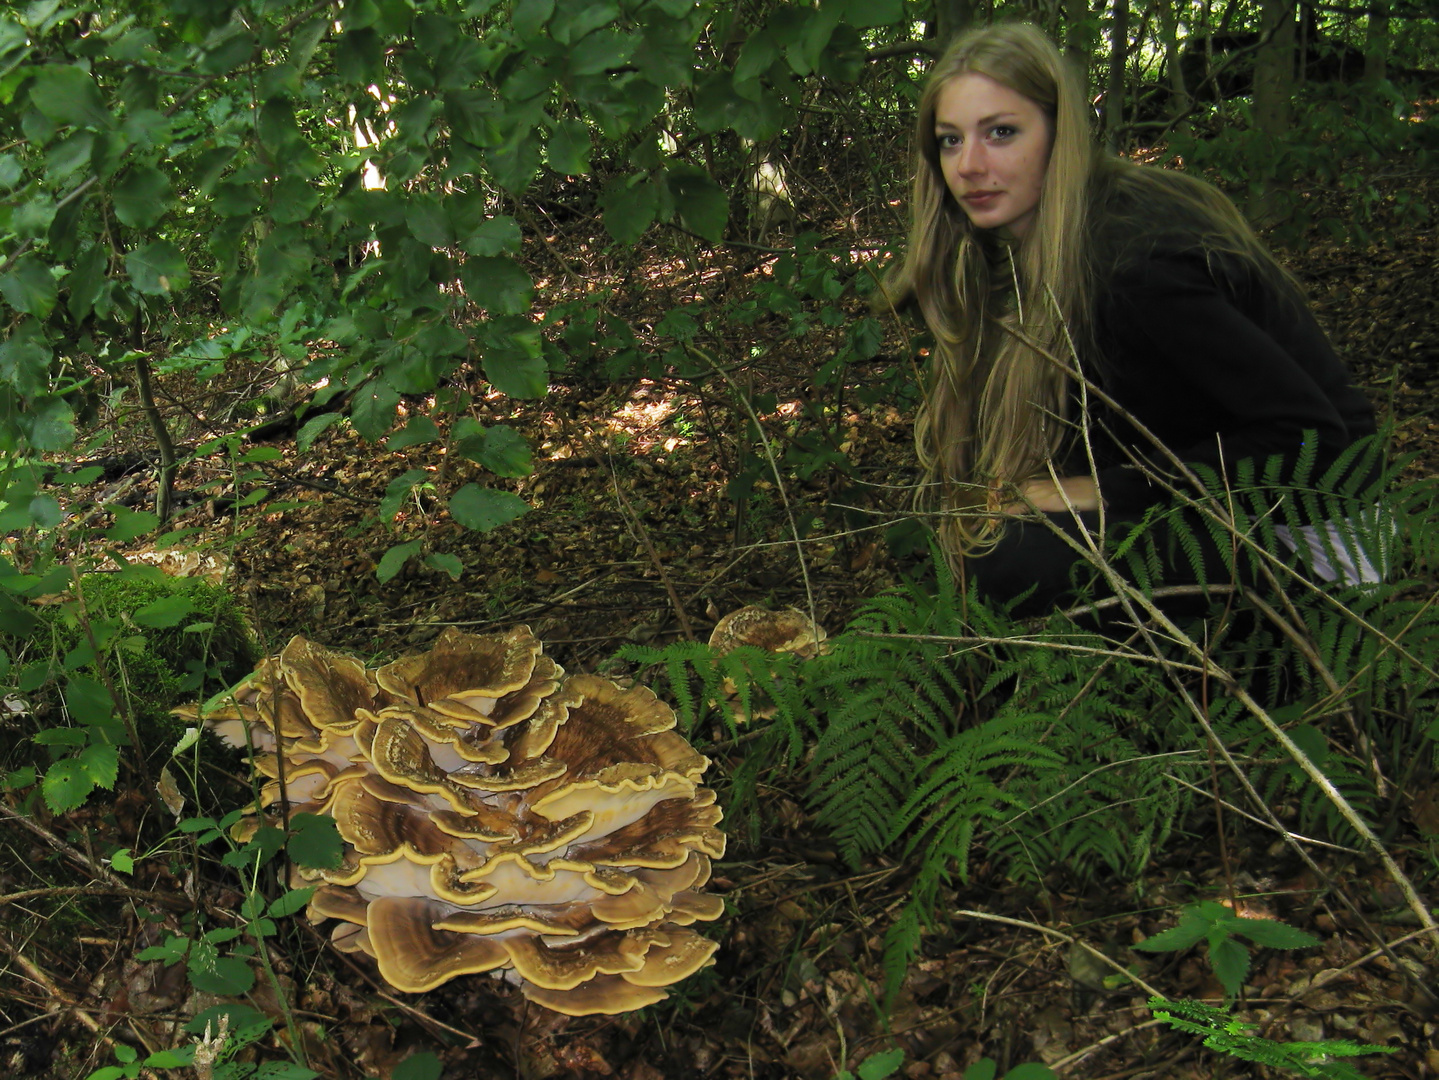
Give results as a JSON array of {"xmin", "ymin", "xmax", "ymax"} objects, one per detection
[{"xmin": 1090, "ymin": 253, "xmax": 1370, "ymax": 514}]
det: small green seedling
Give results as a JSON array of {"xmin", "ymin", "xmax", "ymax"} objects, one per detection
[{"xmin": 1135, "ymin": 901, "xmax": 1320, "ymax": 997}]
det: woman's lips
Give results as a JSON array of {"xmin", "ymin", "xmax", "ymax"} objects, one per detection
[{"xmin": 963, "ymin": 191, "xmax": 1001, "ymax": 206}]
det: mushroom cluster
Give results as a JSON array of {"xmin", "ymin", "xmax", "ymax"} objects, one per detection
[{"xmin": 187, "ymin": 627, "xmax": 726, "ymax": 1016}]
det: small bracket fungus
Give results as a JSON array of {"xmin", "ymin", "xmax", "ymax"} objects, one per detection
[
  {"xmin": 707, "ymin": 606, "xmax": 829, "ymax": 723},
  {"xmin": 187, "ymin": 627, "xmax": 726, "ymax": 1016}
]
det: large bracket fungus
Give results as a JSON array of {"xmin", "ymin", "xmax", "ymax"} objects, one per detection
[{"xmin": 185, "ymin": 627, "xmax": 726, "ymax": 1016}]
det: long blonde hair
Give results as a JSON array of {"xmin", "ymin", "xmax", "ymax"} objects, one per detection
[{"xmin": 884, "ymin": 23, "xmax": 1095, "ymax": 553}]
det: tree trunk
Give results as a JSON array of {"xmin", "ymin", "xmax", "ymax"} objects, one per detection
[
  {"xmin": 1065, "ymin": 0, "xmax": 1093, "ymax": 71},
  {"xmin": 1104, "ymin": 0, "xmax": 1129, "ymax": 147},
  {"xmin": 1363, "ymin": 0, "xmax": 1390, "ymax": 83},
  {"xmin": 1253, "ymin": 0, "xmax": 1295, "ymax": 135},
  {"xmin": 1158, "ymin": 0, "xmax": 1188, "ymax": 120},
  {"xmin": 934, "ymin": 0, "xmax": 975, "ymax": 49},
  {"xmin": 1252, "ymin": 0, "xmax": 1296, "ymax": 225}
]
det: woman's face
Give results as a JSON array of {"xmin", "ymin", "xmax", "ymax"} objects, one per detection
[{"xmin": 933, "ymin": 73, "xmax": 1053, "ymax": 240}]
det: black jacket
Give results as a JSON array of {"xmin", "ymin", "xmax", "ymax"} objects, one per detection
[{"xmin": 1081, "ymin": 239, "xmax": 1376, "ymax": 515}]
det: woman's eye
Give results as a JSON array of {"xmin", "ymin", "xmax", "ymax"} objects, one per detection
[
  {"xmin": 937, "ymin": 134, "xmax": 960, "ymax": 149},
  {"xmin": 990, "ymin": 126, "xmax": 1016, "ymax": 140}
]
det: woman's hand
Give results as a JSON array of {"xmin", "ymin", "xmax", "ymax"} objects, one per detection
[{"xmin": 1003, "ymin": 475, "xmax": 1101, "ymax": 514}]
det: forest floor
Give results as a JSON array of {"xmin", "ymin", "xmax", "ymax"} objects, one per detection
[{"xmin": 3, "ymin": 155, "xmax": 1438, "ymax": 1080}]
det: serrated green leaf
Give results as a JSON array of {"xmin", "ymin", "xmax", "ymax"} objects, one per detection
[
  {"xmin": 112, "ymin": 166, "xmax": 174, "ymax": 229},
  {"xmin": 288, "ymin": 812, "xmax": 343, "ymax": 869},
  {"xmin": 0, "ymin": 330, "xmax": 51, "ymax": 397},
  {"xmin": 377, "ymin": 538, "xmax": 422, "ymax": 583},
  {"xmin": 43, "ymin": 758, "xmax": 94, "ymax": 813},
  {"xmin": 449, "ymin": 484, "xmax": 528, "ymax": 532},
  {"xmin": 351, "ymin": 378, "xmax": 399, "ymax": 442},
  {"xmin": 1208, "ymin": 935, "xmax": 1250, "ymax": 997},
  {"xmin": 132, "ymin": 594, "xmax": 196, "ymax": 629},
  {"xmin": 1233, "ymin": 918, "xmax": 1322, "ymax": 950},
  {"xmin": 35, "ymin": 727, "xmax": 87, "ymax": 747},
  {"xmin": 5, "ymin": 765, "xmax": 37, "ymax": 790},
  {"xmin": 126, "ymin": 240, "xmax": 189, "ymax": 295},
  {"xmin": 78, "ymin": 742, "xmax": 119, "ymax": 789},
  {"xmin": 1134, "ymin": 911, "xmax": 1210, "ymax": 952},
  {"xmin": 392, "ymin": 1051, "xmax": 443, "ymax": 1080}
]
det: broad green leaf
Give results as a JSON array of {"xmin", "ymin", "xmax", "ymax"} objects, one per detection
[
  {"xmin": 857, "ymin": 1048, "xmax": 904, "ymax": 1080},
  {"xmin": 198, "ymin": 26, "xmax": 256, "ymax": 75},
  {"xmin": 449, "ymin": 484, "xmax": 528, "ymax": 532},
  {"xmin": 601, "ymin": 174, "xmax": 658, "ymax": 244},
  {"xmin": 270, "ymin": 175, "xmax": 320, "ymax": 224},
  {"xmin": 387, "ymin": 416, "xmax": 440, "ymax": 450},
  {"xmin": 486, "ymin": 130, "xmax": 542, "ymax": 195},
  {"xmin": 46, "ymin": 130, "xmax": 94, "ymax": 179},
  {"xmin": 424, "ymin": 552, "xmax": 463, "ymax": 581},
  {"xmin": 5, "ymin": 765, "xmax": 37, "ymax": 790},
  {"xmin": 112, "ymin": 166, "xmax": 174, "ymax": 229},
  {"xmin": 453, "ymin": 420, "xmax": 532, "ymax": 477},
  {"xmin": 0, "ymin": 256, "xmax": 58, "ymax": 318},
  {"xmin": 296, "ymin": 410, "xmax": 344, "ymax": 451},
  {"xmin": 105, "ymin": 505, "xmax": 159, "ymax": 542},
  {"xmin": 406, "ymin": 194, "xmax": 453, "ymax": 247},
  {"xmin": 1233, "ymin": 918, "xmax": 1321, "ymax": 950},
  {"xmin": 392, "ymin": 1052, "xmax": 443, "ymax": 1080},
  {"xmin": 126, "ymin": 240, "xmax": 189, "ymax": 295},
  {"xmin": 143, "ymin": 1050, "xmax": 193, "ymax": 1068},
  {"xmin": 132, "ymin": 594, "xmax": 197, "ymax": 629},
  {"xmin": 68, "ymin": 245, "xmax": 109, "ymax": 321},
  {"xmin": 188, "ymin": 955, "xmax": 255, "ymax": 996},
  {"xmin": 512, "ymin": 0, "xmax": 556, "ymax": 40},
  {"xmin": 0, "ymin": 153, "xmax": 21, "ymax": 189},
  {"xmin": 1004, "ymin": 1065, "xmax": 1059, "ymax": 1080},
  {"xmin": 0, "ymin": 330, "xmax": 50, "ymax": 396},
  {"xmin": 962, "ymin": 1061, "xmax": 998, "ymax": 1080},
  {"xmin": 336, "ymin": 28, "xmax": 385, "ymax": 83},
  {"xmin": 380, "ymin": 468, "xmax": 429, "ymax": 521},
  {"xmin": 12, "ymin": 194, "xmax": 57, "ymax": 240},
  {"xmin": 110, "ymin": 848, "xmax": 135, "ymax": 873},
  {"xmin": 288, "ymin": 812, "xmax": 343, "ymax": 869},
  {"xmin": 267, "ymin": 886, "xmax": 317, "ymax": 918},
  {"xmin": 43, "ymin": 758, "xmax": 95, "ymax": 813},
  {"xmin": 550, "ymin": 0, "xmax": 618, "ymax": 44},
  {"xmin": 184, "ymin": 1004, "xmax": 269, "ymax": 1037},
  {"xmin": 547, "ymin": 117, "xmax": 591, "ymax": 175},
  {"xmin": 479, "ymin": 321, "xmax": 547, "ymax": 398},
  {"xmin": 377, "ymin": 538, "xmax": 422, "ymax": 582},
  {"xmin": 461, "ymin": 256, "xmax": 532, "ymax": 315},
  {"xmin": 29, "ymin": 65, "xmax": 111, "ymax": 129},
  {"xmin": 460, "ymin": 214, "xmax": 522, "ymax": 256},
  {"xmin": 24, "ymin": 395, "xmax": 76, "ymax": 451},
  {"xmin": 65, "ymin": 675, "xmax": 114, "ymax": 726},
  {"xmin": 666, "ymin": 165, "xmax": 728, "ymax": 242},
  {"xmin": 568, "ymin": 28, "xmax": 635, "ymax": 76},
  {"xmin": 253, "ymin": 1064, "xmax": 320, "ymax": 1080},
  {"xmin": 28, "ymin": 493, "xmax": 61, "ymax": 527},
  {"xmin": 350, "ymin": 378, "xmax": 400, "ymax": 441},
  {"xmin": 832, "ymin": 0, "xmax": 904, "ymax": 26},
  {"xmin": 35, "ymin": 727, "xmax": 87, "ymax": 747}
]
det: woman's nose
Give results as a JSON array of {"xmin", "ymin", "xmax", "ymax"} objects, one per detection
[{"xmin": 955, "ymin": 140, "xmax": 983, "ymax": 176}]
